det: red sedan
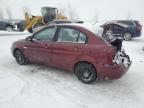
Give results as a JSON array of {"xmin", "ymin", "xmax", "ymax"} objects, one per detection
[{"xmin": 11, "ymin": 24, "xmax": 131, "ymax": 83}]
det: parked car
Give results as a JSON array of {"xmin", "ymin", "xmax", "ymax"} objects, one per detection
[
  {"xmin": 16, "ymin": 20, "xmax": 25, "ymax": 31},
  {"xmin": 101, "ymin": 20, "xmax": 142, "ymax": 41},
  {"xmin": 11, "ymin": 24, "xmax": 131, "ymax": 83},
  {"xmin": 0, "ymin": 20, "xmax": 14, "ymax": 32}
]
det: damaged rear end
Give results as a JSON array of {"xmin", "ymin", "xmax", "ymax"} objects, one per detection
[
  {"xmin": 85, "ymin": 25, "xmax": 132, "ymax": 79},
  {"xmin": 113, "ymin": 49, "xmax": 131, "ymax": 68},
  {"xmin": 108, "ymin": 36, "xmax": 132, "ymax": 68},
  {"xmin": 98, "ymin": 44, "xmax": 132, "ymax": 79},
  {"xmin": 99, "ymin": 35, "xmax": 132, "ymax": 79},
  {"xmin": 104, "ymin": 36, "xmax": 132, "ymax": 79}
]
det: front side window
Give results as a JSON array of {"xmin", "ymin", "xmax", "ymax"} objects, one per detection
[
  {"xmin": 33, "ymin": 27, "xmax": 56, "ymax": 41},
  {"xmin": 57, "ymin": 27, "xmax": 87, "ymax": 43}
]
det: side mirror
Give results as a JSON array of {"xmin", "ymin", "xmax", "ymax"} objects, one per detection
[{"xmin": 26, "ymin": 36, "xmax": 33, "ymax": 41}]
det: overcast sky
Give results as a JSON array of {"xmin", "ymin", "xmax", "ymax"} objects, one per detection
[{"xmin": 1, "ymin": 0, "xmax": 144, "ymax": 22}]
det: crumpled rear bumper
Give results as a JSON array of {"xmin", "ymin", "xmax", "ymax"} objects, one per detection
[
  {"xmin": 96, "ymin": 62, "xmax": 132, "ymax": 80},
  {"xmin": 95, "ymin": 50, "xmax": 132, "ymax": 80}
]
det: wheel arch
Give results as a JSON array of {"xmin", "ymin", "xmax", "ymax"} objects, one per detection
[
  {"xmin": 123, "ymin": 30, "xmax": 133, "ymax": 37},
  {"xmin": 73, "ymin": 61, "xmax": 97, "ymax": 75},
  {"xmin": 5, "ymin": 24, "xmax": 14, "ymax": 28},
  {"xmin": 12, "ymin": 48, "xmax": 29, "ymax": 65},
  {"xmin": 13, "ymin": 48, "xmax": 22, "ymax": 56},
  {"xmin": 123, "ymin": 31, "xmax": 133, "ymax": 41}
]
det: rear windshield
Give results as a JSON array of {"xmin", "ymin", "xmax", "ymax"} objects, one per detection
[
  {"xmin": 84, "ymin": 25, "xmax": 117, "ymax": 43},
  {"xmin": 84, "ymin": 25, "xmax": 113, "ymax": 43},
  {"xmin": 84, "ymin": 25, "xmax": 104, "ymax": 37},
  {"xmin": 118, "ymin": 21, "xmax": 134, "ymax": 26}
]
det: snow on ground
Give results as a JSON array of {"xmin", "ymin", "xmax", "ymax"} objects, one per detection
[{"xmin": 0, "ymin": 29, "xmax": 144, "ymax": 108}]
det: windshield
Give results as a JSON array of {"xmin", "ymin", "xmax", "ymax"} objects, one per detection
[
  {"xmin": 41, "ymin": 8, "xmax": 56, "ymax": 17},
  {"xmin": 41, "ymin": 8, "xmax": 48, "ymax": 17}
]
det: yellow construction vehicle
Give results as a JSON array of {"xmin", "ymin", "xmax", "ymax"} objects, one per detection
[{"xmin": 24, "ymin": 7, "xmax": 67, "ymax": 33}]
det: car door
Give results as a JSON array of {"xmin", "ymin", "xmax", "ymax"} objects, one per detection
[
  {"xmin": 24, "ymin": 26, "xmax": 57, "ymax": 65},
  {"xmin": 51, "ymin": 26, "xmax": 87, "ymax": 70}
]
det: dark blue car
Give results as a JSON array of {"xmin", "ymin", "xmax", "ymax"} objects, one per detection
[
  {"xmin": 102, "ymin": 20, "xmax": 142, "ymax": 41},
  {"xmin": 16, "ymin": 20, "xmax": 25, "ymax": 31},
  {"xmin": 0, "ymin": 20, "xmax": 14, "ymax": 32}
]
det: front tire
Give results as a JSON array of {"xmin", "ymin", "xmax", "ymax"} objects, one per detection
[
  {"xmin": 123, "ymin": 32, "xmax": 132, "ymax": 41},
  {"xmin": 14, "ymin": 50, "xmax": 28, "ymax": 65},
  {"xmin": 6, "ymin": 26, "xmax": 13, "ymax": 32},
  {"xmin": 74, "ymin": 63, "xmax": 97, "ymax": 84}
]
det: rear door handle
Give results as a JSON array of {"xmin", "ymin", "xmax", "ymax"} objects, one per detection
[{"xmin": 74, "ymin": 47, "xmax": 80, "ymax": 51}]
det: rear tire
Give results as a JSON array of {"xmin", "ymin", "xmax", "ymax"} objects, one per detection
[
  {"xmin": 14, "ymin": 50, "xmax": 28, "ymax": 65},
  {"xmin": 74, "ymin": 63, "xmax": 97, "ymax": 84},
  {"xmin": 123, "ymin": 32, "xmax": 132, "ymax": 41}
]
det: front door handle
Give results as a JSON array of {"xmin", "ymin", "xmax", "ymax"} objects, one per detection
[{"xmin": 45, "ymin": 44, "xmax": 51, "ymax": 48}]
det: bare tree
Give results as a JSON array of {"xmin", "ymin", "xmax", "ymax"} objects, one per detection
[
  {"xmin": 57, "ymin": 5, "xmax": 67, "ymax": 17},
  {"xmin": 126, "ymin": 11, "xmax": 131, "ymax": 20},
  {"xmin": 22, "ymin": 6, "xmax": 33, "ymax": 21},
  {"xmin": 6, "ymin": 7, "xmax": 12, "ymax": 19},
  {"xmin": 22, "ymin": 6, "xmax": 31, "ymax": 14},
  {"xmin": 58, "ymin": 4, "xmax": 79, "ymax": 20},
  {"xmin": 93, "ymin": 11, "xmax": 99, "ymax": 24},
  {"xmin": 0, "ymin": 7, "xmax": 4, "ymax": 20},
  {"xmin": 67, "ymin": 4, "xmax": 79, "ymax": 20}
]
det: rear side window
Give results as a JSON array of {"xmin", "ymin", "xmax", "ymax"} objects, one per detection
[
  {"xmin": 57, "ymin": 27, "xmax": 87, "ymax": 43},
  {"xmin": 103, "ymin": 24, "xmax": 112, "ymax": 31},
  {"xmin": 113, "ymin": 25, "xmax": 124, "ymax": 31}
]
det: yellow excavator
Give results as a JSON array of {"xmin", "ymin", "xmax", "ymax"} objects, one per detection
[{"xmin": 24, "ymin": 7, "xmax": 67, "ymax": 33}]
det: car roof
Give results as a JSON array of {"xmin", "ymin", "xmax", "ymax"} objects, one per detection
[
  {"xmin": 48, "ymin": 19, "xmax": 84, "ymax": 24},
  {"xmin": 36, "ymin": 23, "xmax": 103, "ymax": 37},
  {"xmin": 103, "ymin": 21, "xmax": 129, "ymax": 28},
  {"xmin": 0, "ymin": 20, "xmax": 10, "ymax": 22},
  {"xmin": 55, "ymin": 23, "xmax": 104, "ymax": 37},
  {"xmin": 49, "ymin": 19, "xmax": 72, "ymax": 22},
  {"xmin": 116, "ymin": 20, "xmax": 138, "ymax": 22},
  {"xmin": 48, "ymin": 23, "xmax": 101, "ymax": 29}
]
